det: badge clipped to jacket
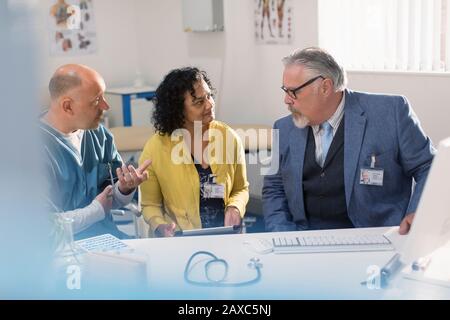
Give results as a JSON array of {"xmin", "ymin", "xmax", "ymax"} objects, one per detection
[
  {"xmin": 360, "ymin": 155, "xmax": 384, "ymax": 186},
  {"xmin": 204, "ymin": 174, "xmax": 225, "ymax": 199}
]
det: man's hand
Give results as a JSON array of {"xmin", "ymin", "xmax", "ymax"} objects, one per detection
[
  {"xmin": 224, "ymin": 206, "xmax": 241, "ymax": 227},
  {"xmin": 95, "ymin": 185, "xmax": 113, "ymax": 214},
  {"xmin": 117, "ymin": 159, "xmax": 152, "ymax": 195},
  {"xmin": 399, "ymin": 213, "xmax": 415, "ymax": 235},
  {"xmin": 155, "ymin": 223, "xmax": 177, "ymax": 237}
]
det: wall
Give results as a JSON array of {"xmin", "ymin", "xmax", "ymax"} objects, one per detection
[
  {"xmin": 134, "ymin": 0, "xmax": 225, "ymax": 98},
  {"xmin": 134, "ymin": 0, "xmax": 318, "ymax": 126},
  {"xmin": 38, "ymin": 0, "xmax": 141, "ymax": 107},
  {"xmin": 219, "ymin": 0, "xmax": 318, "ymax": 126},
  {"xmin": 133, "ymin": 0, "xmax": 449, "ymax": 143},
  {"xmin": 348, "ymin": 72, "xmax": 450, "ymax": 143},
  {"xmin": 37, "ymin": 0, "xmax": 450, "ymax": 143}
]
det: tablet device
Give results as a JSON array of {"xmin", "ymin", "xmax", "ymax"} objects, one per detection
[{"xmin": 175, "ymin": 225, "xmax": 242, "ymax": 237}]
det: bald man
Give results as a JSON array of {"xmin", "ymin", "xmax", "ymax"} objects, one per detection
[{"xmin": 40, "ymin": 64, "xmax": 151, "ymax": 240}]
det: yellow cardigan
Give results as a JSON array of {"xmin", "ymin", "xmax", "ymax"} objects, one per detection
[{"xmin": 138, "ymin": 121, "xmax": 249, "ymax": 234}]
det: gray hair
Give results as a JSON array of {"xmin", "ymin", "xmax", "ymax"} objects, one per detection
[
  {"xmin": 48, "ymin": 71, "xmax": 82, "ymax": 99},
  {"xmin": 282, "ymin": 47, "xmax": 347, "ymax": 91}
]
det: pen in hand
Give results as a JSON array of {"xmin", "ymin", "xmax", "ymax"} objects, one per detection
[{"xmin": 107, "ymin": 162, "xmax": 115, "ymax": 198}]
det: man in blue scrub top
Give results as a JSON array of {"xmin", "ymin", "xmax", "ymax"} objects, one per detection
[{"xmin": 40, "ymin": 64, "xmax": 151, "ymax": 240}]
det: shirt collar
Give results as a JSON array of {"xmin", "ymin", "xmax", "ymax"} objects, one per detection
[{"xmin": 312, "ymin": 92, "xmax": 345, "ymax": 133}]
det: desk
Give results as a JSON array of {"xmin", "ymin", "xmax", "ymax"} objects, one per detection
[
  {"xmin": 106, "ymin": 86, "xmax": 156, "ymax": 127},
  {"xmin": 122, "ymin": 226, "xmax": 450, "ymax": 299}
]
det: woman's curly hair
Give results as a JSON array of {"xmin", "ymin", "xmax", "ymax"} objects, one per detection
[{"xmin": 152, "ymin": 67, "xmax": 214, "ymax": 135}]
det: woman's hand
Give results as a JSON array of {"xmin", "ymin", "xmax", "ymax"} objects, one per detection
[
  {"xmin": 155, "ymin": 223, "xmax": 177, "ymax": 237},
  {"xmin": 224, "ymin": 206, "xmax": 241, "ymax": 226}
]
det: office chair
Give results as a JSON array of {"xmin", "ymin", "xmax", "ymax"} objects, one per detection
[{"xmin": 228, "ymin": 124, "xmax": 272, "ymax": 224}]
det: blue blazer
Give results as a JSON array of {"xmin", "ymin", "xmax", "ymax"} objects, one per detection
[{"xmin": 262, "ymin": 90, "xmax": 435, "ymax": 232}]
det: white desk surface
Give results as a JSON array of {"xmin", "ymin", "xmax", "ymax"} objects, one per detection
[
  {"xmin": 106, "ymin": 86, "xmax": 156, "ymax": 95},
  {"xmin": 123, "ymin": 226, "xmax": 450, "ymax": 299}
]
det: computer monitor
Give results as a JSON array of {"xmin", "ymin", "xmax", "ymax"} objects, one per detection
[{"xmin": 401, "ymin": 137, "xmax": 450, "ymax": 265}]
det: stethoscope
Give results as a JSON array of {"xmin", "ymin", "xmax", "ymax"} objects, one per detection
[{"xmin": 184, "ymin": 251, "xmax": 262, "ymax": 287}]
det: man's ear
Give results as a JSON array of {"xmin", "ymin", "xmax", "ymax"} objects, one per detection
[
  {"xmin": 61, "ymin": 97, "xmax": 74, "ymax": 115},
  {"xmin": 321, "ymin": 78, "xmax": 334, "ymax": 97}
]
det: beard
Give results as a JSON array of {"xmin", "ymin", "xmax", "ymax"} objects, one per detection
[{"xmin": 288, "ymin": 105, "xmax": 310, "ymax": 128}]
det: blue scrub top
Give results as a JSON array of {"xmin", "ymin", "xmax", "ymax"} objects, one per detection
[{"xmin": 40, "ymin": 121, "xmax": 127, "ymax": 239}]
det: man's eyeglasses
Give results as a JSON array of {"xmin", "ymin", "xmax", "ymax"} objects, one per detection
[{"xmin": 281, "ymin": 75, "xmax": 324, "ymax": 99}]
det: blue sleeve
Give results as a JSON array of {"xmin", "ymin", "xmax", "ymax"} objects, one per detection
[
  {"xmin": 262, "ymin": 121, "xmax": 297, "ymax": 232},
  {"xmin": 395, "ymin": 96, "xmax": 435, "ymax": 214}
]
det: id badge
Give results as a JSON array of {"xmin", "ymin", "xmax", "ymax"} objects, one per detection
[
  {"xmin": 360, "ymin": 168, "xmax": 384, "ymax": 186},
  {"xmin": 205, "ymin": 183, "xmax": 225, "ymax": 199}
]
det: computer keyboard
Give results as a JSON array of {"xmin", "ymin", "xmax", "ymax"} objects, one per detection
[
  {"xmin": 272, "ymin": 233, "xmax": 394, "ymax": 254},
  {"xmin": 75, "ymin": 233, "xmax": 132, "ymax": 253}
]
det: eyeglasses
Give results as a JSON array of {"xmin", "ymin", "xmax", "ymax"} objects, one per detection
[{"xmin": 281, "ymin": 75, "xmax": 324, "ymax": 99}]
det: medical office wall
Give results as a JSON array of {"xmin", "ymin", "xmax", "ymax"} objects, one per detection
[
  {"xmin": 36, "ymin": 0, "xmax": 450, "ymax": 143},
  {"xmin": 36, "ymin": 0, "xmax": 141, "ymax": 108},
  {"xmin": 134, "ymin": 0, "xmax": 450, "ymax": 144}
]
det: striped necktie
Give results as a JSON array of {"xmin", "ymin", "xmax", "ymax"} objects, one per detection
[{"xmin": 320, "ymin": 121, "xmax": 333, "ymax": 167}]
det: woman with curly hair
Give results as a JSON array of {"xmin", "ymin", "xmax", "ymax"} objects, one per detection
[{"xmin": 139, "ymin": 67, "xmax": 249, "ymax": 237}]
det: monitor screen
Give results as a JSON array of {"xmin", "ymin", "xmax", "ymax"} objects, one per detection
[{"xmin": 401, "ymin": 137, "xmax": 450, "ymax": 264}]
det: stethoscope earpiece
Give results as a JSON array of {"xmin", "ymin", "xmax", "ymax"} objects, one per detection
[{"xmin": 248, "ymin": 257, "xmax": 262, "ymax": 269}]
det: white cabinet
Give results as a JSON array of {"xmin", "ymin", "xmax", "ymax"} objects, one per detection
[{"xmin": 182, "ymin": 0, "xmax": 224, "ymax": 32}]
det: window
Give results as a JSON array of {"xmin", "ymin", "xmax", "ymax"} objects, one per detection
[{"xmin": 318, "ymin": 0, "xmax": 450, "ymax": 72}]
